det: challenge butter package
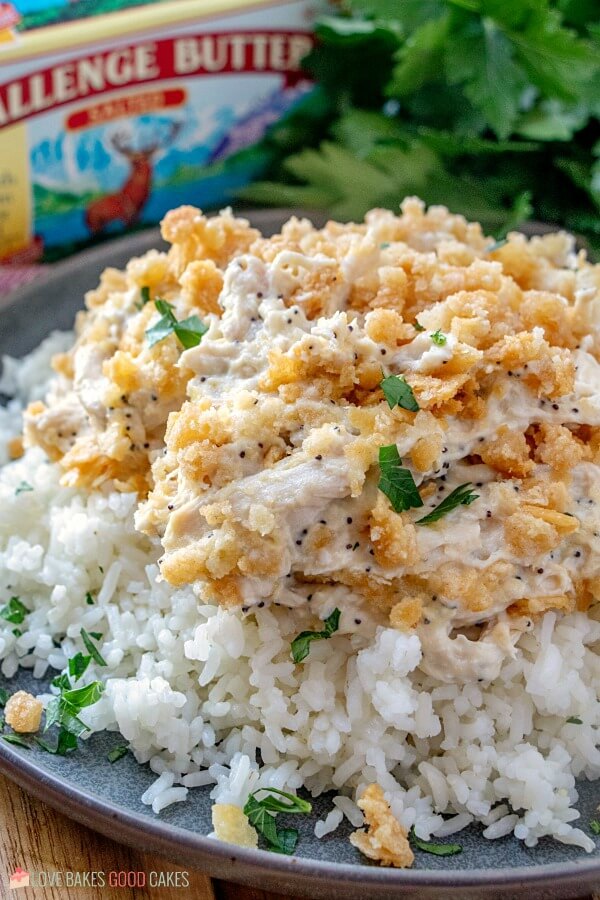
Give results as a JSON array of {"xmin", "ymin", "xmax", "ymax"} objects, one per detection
[{"xmin": 0, "ymin": 0, "xmax": 319, "ymax": 262}]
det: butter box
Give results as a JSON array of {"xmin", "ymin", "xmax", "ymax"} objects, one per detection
[{"xmin": 0, "ymin": 0, "xmax": 318, "ymax": 262}]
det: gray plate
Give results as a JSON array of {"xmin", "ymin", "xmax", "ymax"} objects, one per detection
[{"xmin": 0, "ymin": 214, "xmax": 599, "ymax": 899}]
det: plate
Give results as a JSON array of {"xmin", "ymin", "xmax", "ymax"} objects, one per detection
[{"xmin": 0, "ymin": 214, "xmax": 599, "ymax": 899}]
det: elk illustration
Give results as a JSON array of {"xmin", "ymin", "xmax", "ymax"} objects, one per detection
[{"xmin": 85, "ymin": 122, "xmax": 182, "ymax": 235}]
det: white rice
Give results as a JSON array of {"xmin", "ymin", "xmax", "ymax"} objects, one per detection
[{"xmin": 0, "ymin": 335, "xmax": 599, "ymax": 854}]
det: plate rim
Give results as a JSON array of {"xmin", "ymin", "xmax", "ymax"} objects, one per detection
[
  {"xmin": 1, "ymin": 219, "xmax": 599, "ymax": 896},
  {"xmin": 2, "ymin": 739, "xmax": 600, "ymax": 896}
]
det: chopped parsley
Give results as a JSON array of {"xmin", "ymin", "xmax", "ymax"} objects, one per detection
[
  {"xmin": 416, "ymin": 483, "xmax": 479, "ymax": 525},
  {"xmin": 107, "ymin": 744, "xmax": 130, "ymax": 763},
  {"xmin": 566, "ymin": 716, "xmax": 583, "ymax": 724},
  {"xmin": 378, "ymin": 445, "xmax": 423, "ymax": 514},
  {"xmin": 0, "ymin": 687, "xmax": 8, "ymax": 707},
  {"xmin": 380, "ymin": 374, "xmax": 419, "ymax": 412},
  {"xmin": 430, "ymin": 330, "xmax": 447, "ymax": 346},
  {"xmin": 135, "ymin": 285, "xmax": 152, "ymax": 311},
  {"xmin": 68, "ymin": 652, "xmax": 91, "ymax": 681},
  {"xmin": 0, "ymin": 597, "xmax": 29, "ymax": 626},
  {"xmin": 590, "ymin": 820, "xmax": 600, "ymax": 836},
  {"xmin": 35, "ymin": 730, "xmax": 78, "ymax": 756},
  {"xmin": 85, "ymin": 592, "xmax": 95, "ymax": 606},
  {"xmin": 486, "ymin": 238, "xmax": 508, "ymax": 252},
  {"xmin": 410, "ymin": 829, "xmax": 462, "ymax": 856},
  {"xmin": 291, "ymin": 609, "xmax": 341, "ymax": 664},
  {"xmin": 145, "ymin": 299, "xmax": 208, "ymax": 350},
  {"xmin": 2, "ymin": 733, "xmax": 32, "ymax": 749},
  {"xmin": 413, "ymin": 320, "xmax": 425, "ymax": 332},
  {"xmin": 45, "ymin": 680, "xmax": 105, "ymax": 741},
  {"xmin": 380, "ymin": 241, "xmax": 390, "ymax": 249},
  {"xmin": 80, "ymin": 628, "xmax": 107, "ymax": 667},
  {"xmin": 15, "ymin": 481, "xmax": 33, "ymax": 495},
  {"xmin": 243, "ymin": 788, "xmax": 311, "ymax": 854}
]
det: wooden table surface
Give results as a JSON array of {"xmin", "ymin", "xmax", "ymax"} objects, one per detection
[
  {"xmin": 1, "ymin": 771, "xmax": 597, "ymax": 900},
  {"xmin": 0, "ymin": 774, "xmax": 288, "ymax": 900}
]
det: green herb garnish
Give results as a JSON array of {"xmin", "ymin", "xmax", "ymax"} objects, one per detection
[
  {"xmin": 430, "ymin": 330, "xmax": 447, "ymax": 346},
  {"xmin": 15, "ymin": 481, "xmax": 33, "ymax": 495},
  {"xmin": 140, "ymin": 286, "xmax": 151, "ymax": 305},
  {"xmin": 243, "ymin": 788, "xmax": 311, "ymax": 854},
  {"xmin": 35, "ymin": 729, "xmax": 78, "ymax": 756},
  {"xmin": 566, "ymin": 716, "xmax": 583, "ymax": 724},
  {"xmin": 0, "ymin": 597, "xmax": 29, "ymax": 626},
  {"xmin": 413, "ymin": 320, "xmax": 425, "ymax": 333},
  {"xmin": 85, "ymin": 592, "xmax": 95, "ymax": 606},
  {"xmin": 2, "ymin": 734, "xmax": 32, "ymax": 749},
  {"xmin": 378, "ymin": 445, "xmax": 423, "ymax": 514},
  {"xmin": 291, "ymin": 609, "xmax": 341, "ymax": 664},
  {"xmin": 107, "ymin": 744, "xmax": 129, "ymax": 763},
  {"xmin": 68, "ymin": 652, "xmax": 91, "ymax": 681},
  {"xmin": 79, "ymin": 628, "xmax": 107, "ymax": 667},
  {"xmin": 590, "ymin": 820, "xmax": 600, "ymax": 835},
  {"xmin": 0, "ymin": 687, "xmax": 8, "ymax": 707},
  {"xmin": 380, "ymin": 374, "xmax": 419, "ymax": 412},
  {"xmin": 44, "ymin": 678, "xmax": 105, "ymax": 742},
  {"xmin": 416, "ymin": 483, "xmax": 479, "ymax": 525},
  {"xmin": 410, "ymin": 829, "xmax": 462, "ymax": 857},
  {"xmin": 486, "ymin": 238, "xmax": 508, "ymax": 252},
  {"xmin": 146, "ymin": 299, "xmax": 208, "ymax": 350},
  {"xmin": 51, "ymin": 673, "xmax": 71, "ymax": 691}
]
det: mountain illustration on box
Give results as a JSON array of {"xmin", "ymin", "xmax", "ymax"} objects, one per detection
[{"xmin": 29, "ymin": 84, "xmax": 309, "ymax": 251}]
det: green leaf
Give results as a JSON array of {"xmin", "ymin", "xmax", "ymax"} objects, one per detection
[
  {"xmin": 88, "ymin": 632, "xmax": 103, "ymax": 641},
  {"xmin": 378, "ymin": 445, "xmax": 423, "ymax": 514},
  {"xmin": 509, "ymin": 10, "xmax": 600, "ymax": 102},
  {"xmin": 80, "ymin": 628, "xmax": 107, "ymax": 667},
  {"xmin": 140, "ymin": 286, "xmax": 151, "ymax": 306},
  {"xmin": 43, "ymin": 697, "xmax": 61, "ymax": 732},
  {"xmin": 0, "ymin": 687, "xmax": 8, "ymax": 707},
  {"xmin": 62, "ymin": 681, "xmax": 104, "ymax": 709},
  {"xmin": 51, "ymin": 673, "xmax": 71, "ymax": 691},
  {"xmin": 250, "ymin": 788, "xmax": 312, "ymax": 815},
  {"xmin": 270, "ymin": 827, "xmax": 298, "ymax": 855},
  {"xmin": 515, "ymin": 100, "xmax": 589, "ymax": 140},
  {"xmin": 174, "ymin": 315, "xmax": 209, "ymax": 350},
  {"xmin": 416, "ymin": 483, "xmax": 479, "ymax": 525},
  {"xmin": 15, "ymin": 481, "xmax": 33, "ymax": 495},
  {"xmin": 410, "ymin": 829, "xmax": 462, "ymax": 856},
  {"xmin": 414, "ymin": 320, "xmax": 426, "ymax": 332},
  {"xmin": 35, "ymin": 728, "xmax": 78, "ymax": 755},
  {"xmin": 566, "ymin": 715, "xmax": 583, "ymax": 724},
  {"xmin": 146, "ymin": 314, "xmax": 175, "ymax": 348},
  {"xmin": 0, "ymin": 597, "xmax": 29, "ymax": 626},
  {"xmin": 388, "ymin": 14, "xmax": 452, "ymax": 96},
  {"xmin": 495, "ymin": 190, "xmax": 533, "ymax": 238},
  {"xmin": 68, "ymin": 652, "xmax": 91, "ymax": 681},
  {"xmin": 146, "ymin": 300, "xmax": 207, "ymax": 351},
  {"xmin": 2, "ymin": 733, "xmax": 32, "ymax": 749},
  {"xmin": 590, "ymin": 820, "xmax": 600, "ymax": 835},
  {"xmin": 349, "ymin": 0, "xmax": 445, "ymax": 29},
  {"xmin": 380, "ymin": 374, "xmax": 419, "ymax": 411},
  {"xmin": 291, "ymin": 608, "xmax": 341, "ymax": 663},
  {"xmin": 85, "ymin": 592, "xmax": 95, "ymax": 606},
  {"xmin": 243, "ymin": 789, "xmax": 309, "ymax": 854},
  {"xmin": 430, "ymin": 330, "xmax": 447, "ymax": 346},
  {"xmin": 449, "ymin": 19, "xmax": 526, "ymax": 139},
  {"xmin": 107, "ymin": 744, "xmax": 130, "ymax": 763}
]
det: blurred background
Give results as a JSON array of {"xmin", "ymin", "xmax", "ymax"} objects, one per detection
[{"xmin": 0, "ymin": 0, "xmax": 598, "ymax": 276}]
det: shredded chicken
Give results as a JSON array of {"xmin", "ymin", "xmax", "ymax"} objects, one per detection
[{"xmin": 22, "ymin": 199, "xmax": 600, "ymax": 683}]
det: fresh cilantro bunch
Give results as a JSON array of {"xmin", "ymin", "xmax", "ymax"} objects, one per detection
[{"xmin": 243, "ymin": 0, "xmax": 600, "ymax": 247}]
